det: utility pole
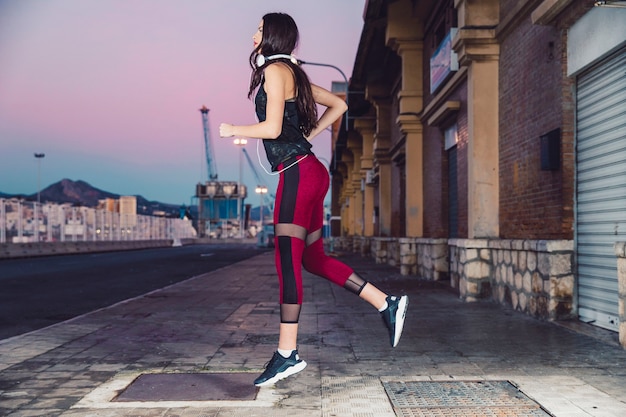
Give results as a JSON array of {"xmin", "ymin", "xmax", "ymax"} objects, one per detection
[
  {"xmin": 234, "ymin": 138, "xmax": 247, "ymax": 238},
  {"xmin": 34, "ymin": 152, "xmax": 45, "ymax": 242},
  {"xmin": 34, "ymin": 153, "xmax": 45, "ymax": 204}
]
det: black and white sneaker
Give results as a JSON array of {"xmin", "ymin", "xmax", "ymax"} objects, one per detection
[
  {"xmin": 253, "ymin": 350, "xmax": 307, "ymax": 387},
  {"xmin": 380, "ymin": 295, "xmax": 408, "ymax": 347}
]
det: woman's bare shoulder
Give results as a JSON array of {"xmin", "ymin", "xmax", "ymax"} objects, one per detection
[{"xmin": 264, "ymin": 62, "xmax": 293, "ymax": 79}]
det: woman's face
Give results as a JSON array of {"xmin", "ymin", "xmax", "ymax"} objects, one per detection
[{"xmin": 253, "ymin": 20, "xmax": 263, "ymax": 51}]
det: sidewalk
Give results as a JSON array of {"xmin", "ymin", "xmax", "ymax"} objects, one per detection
[{"xmin": 1, "ymin": 250, "xmax": 626, "ymax": 416}]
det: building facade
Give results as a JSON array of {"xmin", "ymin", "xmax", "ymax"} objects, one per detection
[{"xmin": 331, "ymin": 0, "xmax": 626, "ymax": 347}]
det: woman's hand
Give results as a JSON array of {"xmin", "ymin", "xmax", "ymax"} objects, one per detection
[
  {"xmin": 219, "ymin": 123, "xmax": 234, "ymax": 138},
  {"xmin": 306, "ymin": 84, "xmax": 348, "ymax": 140}
]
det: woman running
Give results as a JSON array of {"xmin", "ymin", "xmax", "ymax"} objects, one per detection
[{"xmin": 219, "ymin": 12, "xmax": 408, "ymax": 387}]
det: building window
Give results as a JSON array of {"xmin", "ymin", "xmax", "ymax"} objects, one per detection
[{"xmin": 444, "ymin": 123, "xmax": 458, "ymax": 150}]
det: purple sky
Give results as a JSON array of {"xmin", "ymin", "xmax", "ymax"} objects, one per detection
[{"xmin": 0, "ymin": 0, "xmax": 365, "ymax": 206}]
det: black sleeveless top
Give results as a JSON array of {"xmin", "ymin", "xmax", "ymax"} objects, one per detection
[{"xmin": 255, "ymin": 82, "xmax": 313, "ymax": 171}]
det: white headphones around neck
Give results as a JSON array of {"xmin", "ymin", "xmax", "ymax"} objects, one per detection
[{"xmin": 255, "ymin": 54, "xmax": 299, "ymax": 67}]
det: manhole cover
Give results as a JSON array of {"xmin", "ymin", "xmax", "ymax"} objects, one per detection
[
  {"xmin": 114, "ymin": 373, "xmax": 257, "ymax": 402},
  {"xmin": 383, "ymin": 381, "xmax": 552, "ymax": 416}
]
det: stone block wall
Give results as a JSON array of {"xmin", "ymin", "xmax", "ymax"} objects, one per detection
[
  {"xmin": 449, "ymin": 239, "xmax": 493, "ymax": 301},
  {"xmin": 398, "ymin": 238, "xmax": 418, "ymax": 276},
  {"xmin": 337, "ymin": 236, "xmax": 447, "ymax": 280},
  {"xmin": 330, "ymin": 235, "xmax": 575, "ymax": 322},
  {"xmin": 387, "ymin": 239, "xmax": 399, "ymax": 267},
  {"xmin": 450, "ymin": 238, "xmax": 575, "ymax": 320},
  {"xmin": 371, "ymin": 238, "xmax": 393, "ymax": 264},
  {"xmin": 403, "ymin": 238, "xmax": 449, "ymax": 280},
  {"xmin": 330, "ymin": 236, "xmax": 352, "ymax": 252},
  {"xmin": 358, "ymin": 236, "xmax": 371, "ymax": 257}
]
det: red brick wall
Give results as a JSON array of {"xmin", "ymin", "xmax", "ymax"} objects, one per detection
[
  {"xmin": 498, "ymin": 15, "xmax": 566, "ymax": 239},
  {"xmin": 422, "ymin": 124, "xmax": 445, "ymax": 237},
  {"xmin": 551, "ymin": 1, "xmax": 593, "ymax": 238},
  {"xmin": 421, "ymin": 0, "xmax": 468, "ymax": 239},
  {"xmin": 498, "ymin": 0, "xmax": 591, "ymax": 240},
  {"xmin": 391, "ymin": 81, "xmax": 405, "ymax": 237},
  {"xmin": 422, "ymin": 81, "xmax": 468, "ymax": 239},
  {"xmin": 455, "ymin": 85, "xmax": 469, "ymax": 239}
]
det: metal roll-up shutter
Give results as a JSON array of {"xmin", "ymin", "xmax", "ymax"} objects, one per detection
[{"xmin": 576, "ymin": 46, "xmax": 626, "ymax": 331}]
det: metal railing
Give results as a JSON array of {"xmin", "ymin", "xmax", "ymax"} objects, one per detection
[{"xmin": 0, "ymin": 198, "xmax": 196, "ymax": 244}]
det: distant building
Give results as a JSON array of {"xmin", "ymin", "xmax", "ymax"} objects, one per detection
[
  {"xmin": 119, "ymin": 196, "xmax": 137, "ymax": 227},
  {"xmin": 119, "ymin": 196, "xmax": 137, "ymax": 215},
  {"xmin": 97, "ymin": 196, "xmax": 137, "ymax": 215},
  {"xmin": 97, "ymin": 198, "xmax": 117, "ymax": 212}
]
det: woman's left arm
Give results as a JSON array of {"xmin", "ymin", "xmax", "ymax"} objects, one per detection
[{"xmin": 306, "ymin": 83, "xmax": 348, "ymax": 141}]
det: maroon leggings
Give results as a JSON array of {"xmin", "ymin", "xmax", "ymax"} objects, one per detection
[{"xmin": 273, "ymin": 155, "xmax": 355, "ymax": 323}]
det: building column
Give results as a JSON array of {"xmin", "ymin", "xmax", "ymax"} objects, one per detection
[
  {"xmin": 355, "ymin": 119, "xmax": 376, "ymax": 237},
  {"xmin": 395, "ymin": 39, "xmax": 424, "ymax": 238},
  {"xmin": 367, "ymin": 89, "xmax": 393, "ymax": 237},
  {"xmin": 399, "ymin": 117, "xmax": 423, "ymax": 237},
  {"xmin": 454, "ymin": 0, "xmax": 500, "ymax": 238},
  {"xmin": 387, "ymin": 0, "xmax": 425, "ymax": 238},
  {"xmin": 339, "ymin": 153, "xmax": 355, "ymax": 237},
  {"xmin": 348, "ymin": 132, "xmax": 364, "ymax": 236},
  {"xmin": 376, "ymin": 159, "xmax": 392, "ymax": 237}
]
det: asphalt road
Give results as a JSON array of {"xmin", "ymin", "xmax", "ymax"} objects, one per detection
[{"xmin": 0, "ymin": 243, "xmax": 271, "ymax": 340}]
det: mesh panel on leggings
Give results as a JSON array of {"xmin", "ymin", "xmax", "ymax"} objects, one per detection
[
  {"xmin": 343, "ymin": 273, "xmax": 367, "ymax": 295},
  {"xmin": 280, "ymin": 303, "xmax": 302, "ymax": 324}
]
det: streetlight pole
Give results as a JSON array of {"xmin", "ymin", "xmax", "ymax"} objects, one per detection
[
  {"xmin": 34, "ymin": 153, "xmax": 45, "ymax": 204},
  {"xmin": 233, "ymin": 138, "xmax": 247, "ymax": 238},
  {"xmin": 297, "ymin": 59, "xmax": 349, "ymax": 132},
  {"xmin": 255, "ymin": 185, "xmax": 268, "ymax": 246},
  {"xmin": 255, "ymin": 185, "xmax": 268, "ymax": 226},
  {"xmin": 34, "ymin": 153, "xmax": 45, "ymax": 242}
]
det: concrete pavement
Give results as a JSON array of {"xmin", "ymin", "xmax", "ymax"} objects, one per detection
[{"xmin": 1, "ymin": 249, "xmax": 626, "ymax": 416}]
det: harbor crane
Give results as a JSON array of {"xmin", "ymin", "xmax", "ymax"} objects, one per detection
[
  {"xmin": 195, "ymin": 106, "xmax": 246, "ymax": 238},
  {"xmin": 199, "ymin": 106, "xmax": 218, "ymax": 181}
]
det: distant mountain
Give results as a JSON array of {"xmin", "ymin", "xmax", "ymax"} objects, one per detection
[
  {"xmin": 0, "ymin": 179, "xmax": 188, "ymax": 218},
  {"xmin": 41, "ymin": 179, "xmax": 118, "ymax": 207}
]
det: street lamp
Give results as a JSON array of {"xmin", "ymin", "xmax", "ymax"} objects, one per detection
[
  {"xmin": 297, "ymin": 59, "xmax": 349, "ymax": 132},
  {"xmin": 233, "ymin": 138, "xmax": 248, "ymax": 238},
  {"xmin": 298, "ymin": 59, "xmax": 350, "ymax": 177},
  {"xmin": 255, "ymin": 185, "xmax": 268, "ymax": 226}
]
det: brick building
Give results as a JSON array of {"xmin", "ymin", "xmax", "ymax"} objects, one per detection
[{"xmin": 331, "ymin": 0, "xmax": 626, "ymax": 347}]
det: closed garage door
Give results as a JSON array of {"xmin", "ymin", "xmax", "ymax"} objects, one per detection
[{"xmin": 576, "ymin": 46, "xmax": 626, "ymax": 331}]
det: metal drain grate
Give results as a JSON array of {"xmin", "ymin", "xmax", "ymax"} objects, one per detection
[
  {"xmin": 114, "ymin": 373, "xmax": 257, "ymax": 402},
  {"xmin": 383, "ymin": 381, "xmax": 552, "ymax": 416}
]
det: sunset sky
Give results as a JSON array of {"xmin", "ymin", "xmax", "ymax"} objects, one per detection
[{"xmin": 0, "ymin": 0, "xmax": 365, "ymax": 207}]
